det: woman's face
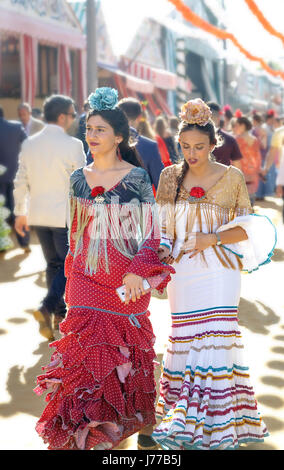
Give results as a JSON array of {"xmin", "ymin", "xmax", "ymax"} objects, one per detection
[
  {"xmin": 234, "ymin": 122, "xmax": 246, "ymax": 136},
  {"xmin": 86, "ymin": 115, "xmax": 122, "ymax": 155},
  {"xmin": 179, "ymin": 129, "xmax": 214, "ymax": 168}
]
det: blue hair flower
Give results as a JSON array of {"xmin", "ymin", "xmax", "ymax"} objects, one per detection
[{"xmin": 88, "ymin": 87, "xmax": 118, "ymax": 111}]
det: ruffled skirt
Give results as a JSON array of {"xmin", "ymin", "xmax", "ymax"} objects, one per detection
[
  {"xmin": 34, "ymin": 270, "xmax": 157, "ymax": 450},
  {"xmin": 152, "ymin": 255, "xmax": 269, "ymax": 450}
]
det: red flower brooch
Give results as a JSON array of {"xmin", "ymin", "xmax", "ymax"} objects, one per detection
[
  {"xmin": 91, "ymin": 186, "xmax": 105, "ymax": 200},
  {"xmin": 188, "ymin": 187, "xmax": 206, "ymax": 202}
]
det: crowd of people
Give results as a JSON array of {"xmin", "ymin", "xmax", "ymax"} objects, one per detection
[
  {"xmin": 1, "ymin": 96, "xmax": 284, "ymax": 253},
  {"xmin": 0, "ymin": 88, "xmax": 281, "ymax": 451},
  {"xmin": 76, "ymin": 98, "xmax": 284, "ymax": 210}
]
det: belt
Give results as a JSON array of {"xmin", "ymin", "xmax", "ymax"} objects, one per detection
[{"xmin": 69, "ymin": 305, "xmax": 147, "ymax": 328}]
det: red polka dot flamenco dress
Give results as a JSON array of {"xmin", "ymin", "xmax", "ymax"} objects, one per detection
[{"xmin": 34, "ymin": 167, "xmax": 175, "ymax": 450}]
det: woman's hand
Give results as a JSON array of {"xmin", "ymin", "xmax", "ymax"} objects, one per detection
[
  {"xmin": 158, "ymin": 245, "xmax": 175, "ymax": 264},
  {"xmin": 276, "ymin": 185, "xmax": 283, "ymax": 198},
  {"xmin": 182, "ymin": 232, "xmax": 216, "ymax": 258},
  {"xmin": 122, "ymin": 273, "xmax": 147, "ymax": 305},
  {"xmin": 157, "ymin": 245, "xmax": 170, "ymax": 261}
]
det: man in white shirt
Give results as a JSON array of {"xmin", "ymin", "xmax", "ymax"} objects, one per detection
[
  {"xmin": 14, "ymin": 95, "xmax": 86, "ymax": 341},
  {"xmin": 18, "ymin": 102, "xmax": 45, "ymax": 136}
]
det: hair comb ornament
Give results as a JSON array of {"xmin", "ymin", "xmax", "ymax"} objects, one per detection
[
  {"xmin": 267, "ymin": 109, "xmax": 276, "ymax": 117},
  {"xmin": 179, "ymin": 98, "xmax": 212, "ymax": 126},
  {"xmin": 235, "ymin": 109, "xmax": 243, "ymax": 118},
  {"xmin": 223, "ymin": 104, "xmax": 232, "ymax": 112},
  {"xmin": 88, "ymin": 87, "xmax": 118, "ymax": 111}
]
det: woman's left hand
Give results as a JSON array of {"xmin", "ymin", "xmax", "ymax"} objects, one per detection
[
  {"xmin": 122, "ymin": 273, "xmax": 147, "ymax": 304},
  {"xmin": 182, "ymin": 232, "xmax": 216, "ymax": 258}
]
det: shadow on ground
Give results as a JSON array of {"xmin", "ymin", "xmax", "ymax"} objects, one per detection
[
  {"xmin": 0, "ymin": 341, "xmax": 51, "ymax": 419},
  {"xmin": 255, "ymin": 198, "xmax": 282, "ymax": 213},
  {"xmin": 238, "ymin": 298, "xmax": 280, "ymax": 335},
  {"xmin": 272, "ymin": 248, "xmax": 284, "ymax": 262},
  {"xmin": 0, "ymin": 230, "xmax": 44, "ymax": 285},
  {"xmin": 261, "ymin": 376, "xmax": 284, "ymax": 388},
  {"xmin": 0, "ymin": 257, "xmax": 45, "ymax": 286}
]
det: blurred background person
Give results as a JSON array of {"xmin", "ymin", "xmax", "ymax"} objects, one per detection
[
  {"xmin": 230, "ymin": 117, "xmax": 237, "ymax": 134},
  {"xmin": 18, "ymin": 102, "xmax": 44, "ymax": 136},
  {"xmin": 252, "ymin": 112, "xmax": 268, "ymax": 198},
  {"xmin": 154, "ymin": 116, "xmax": 178, "ymax": 163},
  {"xmin": 252, "ymin": 112, "xmax": 267, "ymax": 159},
  {"xmin": 263, "ymin": 109, "xmax": 276, "ymax": 142},
  {"xmin": 261, "ymin": 120, "xmax": 284, "ymax": 194},
  {"xmin": 256, "ymin": 109, "xmax": 277, "ymax": 199},
  {"xmin": 138, "ymin": 112, "xmax": 179, "ymax": 168},
  {"xmin": 0, "ymin": 105, "xmax": 29, "ymax": 251},
  {"xmin": 234, "ymin": 116, "xmax": 262, "ymax": 207},
  {"xmin": 32, "ymin": 108, "xmax": 43, "ymax": 120},
  {"xmin": 66, "ymin": 104, "xmax": 79, "ymax": 138},
  {"xmin": 169, "ymin": 116, "xmax": 180, "ymax": 162},
  {"xmin": 118, "ymin": 97, "xmax": 164, "ymax": 192},
  {"xmin": 14, "ymin": 95, "xmax": 86, "ymax": 341},
  {"xmin": 0, "ymin": 164, "xmax": 14, "ymax": 253},
  {"xmin": 153, "ymin": 116, "xmax": 173, "ymax": 167},
  {"xmin": 155, "ymin": 115, "xmax": 178, "ymax": 164},
  {"xmin": 274, "ymin": 117, "xmax": 283, "ymax": 130},
  {"xmin": 169, "ymin": 116, "xmax": 179, "ymax": 136},
  {"xmin": 275, "ymin": 133, "xmax": 284, "ymax": 222},
  {"xmin": 207, "ymin": 102, "xmax": 243, "ymax": 169},
  {"xmin": 76, "ymin": 99, "xmax": 90, "ymax": 155},
  {"xmin": 137, "ymin": 109, "xmax": 156, "ymax": 140},
  {"xmin": 223, "ymin": 104, "xmax": 234, "ymax": 132}
]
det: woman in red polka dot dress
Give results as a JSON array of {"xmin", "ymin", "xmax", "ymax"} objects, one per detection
[{"xmin": 34, "ymin": 88, "xmax": 175, "ymax": 450}]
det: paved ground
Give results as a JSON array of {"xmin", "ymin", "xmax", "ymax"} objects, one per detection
[{"xmin": 0, "ymin": 197, "xmax": 284, "ymax": 450}]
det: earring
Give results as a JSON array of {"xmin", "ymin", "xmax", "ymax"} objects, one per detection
[{"xmin": 117, "ymin": 146, "xmax": 122, "ymax": 161}]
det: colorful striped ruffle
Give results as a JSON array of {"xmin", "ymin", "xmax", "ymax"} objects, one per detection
[{"xmin": 152, "ymin": 306, "xmax": 268, "ymax": 450}]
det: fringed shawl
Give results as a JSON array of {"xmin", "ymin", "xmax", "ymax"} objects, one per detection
[
  {"xmin": 69, "ymin": 197, "xmax": 160, "ymax": 275},
  {"xmin": 156, "ymin": 164, "xmax": 252, "ymax": 270},
  {"xmin": 67, "ymin": 166, "xmax": 162, "ymax": 275}
]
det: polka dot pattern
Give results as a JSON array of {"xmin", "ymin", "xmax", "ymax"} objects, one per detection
[{"xmin": 34, "ymin": 219, "xmax": 174, "ymax": 450}]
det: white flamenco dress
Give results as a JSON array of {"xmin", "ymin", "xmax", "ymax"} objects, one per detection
[{"xmin": 152, "ymin": 165, "xmax": 276, "ymax": 450}]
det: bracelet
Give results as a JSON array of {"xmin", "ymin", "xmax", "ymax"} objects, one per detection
[
  {"xmin": 160, "ymin": 242, "xmax": 171, "ymax": 251},
  {"xmin": 215, "ymin": 232, "xmax": 222, "ymax": 246}
]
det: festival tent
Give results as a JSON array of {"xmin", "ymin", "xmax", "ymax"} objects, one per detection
[
  {"xmin": 71, "ymin": 4, "xmax": 178, "ymax": 117},
  {"xmin": 0, "ymin": 0, "xmax": 86, "ymax": 116}
]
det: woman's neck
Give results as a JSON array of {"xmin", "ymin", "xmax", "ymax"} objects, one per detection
[
  {"xmin": 90, "ymin": 150, "xmax": 120, "ymax": 172},
  {"xmin": 238, "ymin": 131, "xmax": 249, "ymax": 139},
  {"xmin": 186, "ymin": 160, "xmax": 214, "ymax": 179}
]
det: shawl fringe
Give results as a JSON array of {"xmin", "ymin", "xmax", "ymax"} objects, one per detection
[{"xmin": 69, "ymin": 197, "xmax": 160, "ymax": 275}]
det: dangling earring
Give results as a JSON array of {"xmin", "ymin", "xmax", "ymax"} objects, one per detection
[{"xmin": 117, "ymin": 146, "xmax": 122, "ymax": 161}]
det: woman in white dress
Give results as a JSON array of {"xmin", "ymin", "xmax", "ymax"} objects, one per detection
[{"xmin": 152, "ymin": 99, "xmax": 276, "ymax": 450}]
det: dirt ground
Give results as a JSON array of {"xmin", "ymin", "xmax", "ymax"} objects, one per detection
[{"xmin": 0, "ymin": 197, "xmax": 283, "ymax": 450}]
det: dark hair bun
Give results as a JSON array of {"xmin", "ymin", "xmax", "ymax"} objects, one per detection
[{"xmin": 236, "ymin": 116, "xmax": 252, "ymax": 131}]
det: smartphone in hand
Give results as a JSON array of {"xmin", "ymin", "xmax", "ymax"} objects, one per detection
[{"xmin": 116, "ymin": 279, "xmax": 151, "ymax": 302}]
